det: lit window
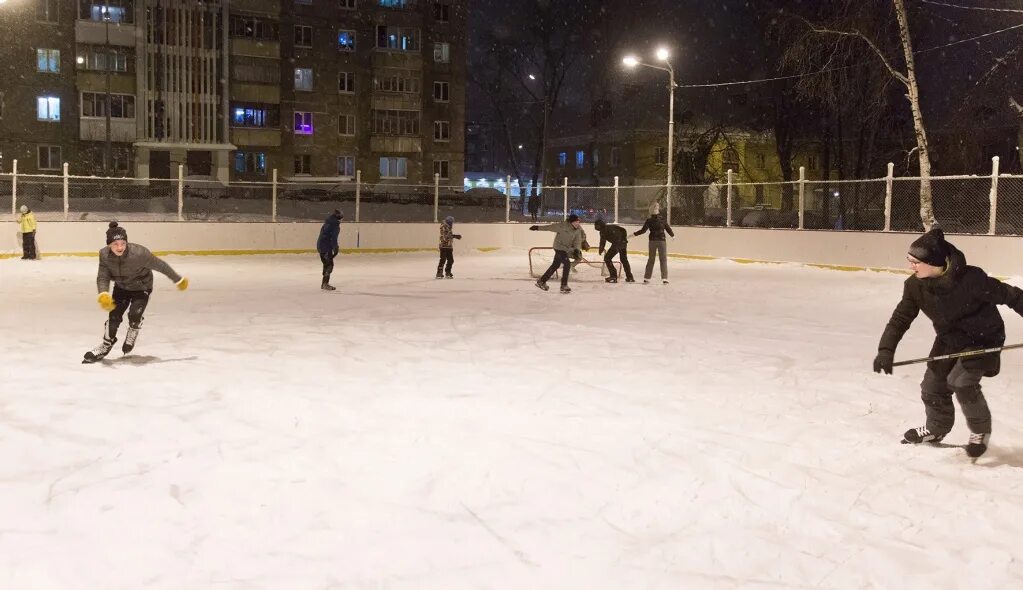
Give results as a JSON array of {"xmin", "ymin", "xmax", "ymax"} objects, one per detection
[
  {"xmin": 37, "ymin": 49, "xmax": 60, "ymax": 73},
  {"xmin": 339, "ymin": 72, "xmax": 355, "ymax": 93},
  {"xmin": 36, "ymin": 96, "xmax": 60, "ymax": 121},
  {"xmin": 80, "ymin": 1, "xmax": 133, "ymax": 23},
  {"xmin": 376, "ymin": 26, "xmax": 419, "ymax": 51},
  {"xmin": 337, "ymin": 155, "xmax": 355, "ymax": 176},
  {"xmin": 338, "ymin": 30, "xmax": 356, "ymax": 51},
  {"xmin": 234, "ymin": 151, "xmax": 266, "ymax": 174},
  {"xmin": 38, "ymin": 145, "xmax": 61, "ymax": 170},
  {"xmin": 295, "ymin": 68, "xmax": 314, "ymax": 91},
  {"xmin": 294, "ymin": 111, "xmax": 313, "ymax": 135},
  {"xmin": 379, "ymin": 156, "xmax": 407, "ymax": 178},
  {"xmin": 576, "ymin": 150, "xmax": 585, "ymax": 168},
  {"xmin": 433, "ymin": 42, "xmax": 450, "ymax": 63},
  {"xmin": 339, "ymin": 114, "xmax": 356, "ymax": 136},
  {"xmin": 434, "ymin": 159, "xmax": 449, "ymax": 179},
  {"xmin": 231, "ymin": 105, "xmax": 277, "ymax": 128},
  {"xmin": 379, "ymin": 0, "xmax": 409, "ymax": 7},
  {"xmin": 558, "ymin": 152, "xmax": 567, "ymax": 167}
]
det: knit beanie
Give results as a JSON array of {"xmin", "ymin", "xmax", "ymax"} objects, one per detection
[
  {"xmin": 444, "ymin": 216, "xmax": 454, "ymax": 226},
  {"xmin": 106, "ymin": 221, "xmax": 127, "ymax": 244},
  {"xmin": 567, "ymin": 214, "xmax": 580, "ymax": 223},
  {"xmin": 594, "ymin": 218, "xmax": 606, "ymax": 230},
  {"xmin": 333, "ymin": 209, "xmax": 344, "ymax": 220},
  {"xmin": 908, "ymin": 227, "xmax": 949, "ymax": 267}
]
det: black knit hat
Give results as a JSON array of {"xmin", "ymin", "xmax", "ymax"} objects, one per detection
[
  {"xmin": 594, "ymin": 218, "xmax": 606, "ymax": 229},
  {"xmin": 908, "ymin": 227, "xmax": 949, "ymax": 267},
  {"xmin": 333, "ymin": 209, "xmax": 344, "ymax": 220},
  {"xmin": 106, "ymin": 221, "xmax": 127, "ymax": 244},
  {"xmin": 567, "ymin": 214, "xmax": 580, "ymax": 223}
]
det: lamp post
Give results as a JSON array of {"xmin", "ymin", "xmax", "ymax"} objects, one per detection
[
  {"xmin": 103, "ymin": 6, "xmax": 113, "ymax": 175},
  {"xmin": 623, "ymin": 48, "xmax": 676, "ymax": 225},
  {"xmin": 527, "ymin": 73, "xmax": 548, "ymax": 207}
]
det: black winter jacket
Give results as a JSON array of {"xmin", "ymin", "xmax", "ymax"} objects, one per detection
[
  {"xmin": 596, "ymin": 224, "xmax": 628, "ymax": 250},
  {"xmin": 634, "ymin": 216, "xmax": 675, "ymax": 241},
  {"xmin": 878, "ymin": 244, "xmax": 1023, "ymax": 375}
]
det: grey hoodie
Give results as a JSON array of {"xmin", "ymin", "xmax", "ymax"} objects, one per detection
[
  {"xmin": 96, "ymin": 243, "xmax": 182, "ymax": 293},
  {"xmin": 535, "ymin": 222, "xmax": 585, "ymax": 253}
]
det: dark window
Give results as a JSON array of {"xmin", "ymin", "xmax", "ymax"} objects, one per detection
[
  {"xmin": 234, "ymin": 151, "xmax": 267, "ymax": 174},
  {"xmin": 294, "ymin": 154, "xmax": 312, "ymax": 174},
  {"xmin": 37, "ymin": 0, "xmax": 59, "ymax": 22},
  {"xmin": 433, "ymin": 2, "xmax": 450, "ymax": 22},
  {"xmin": 295, "ymin": 25, "xmax": 313, "ymax": 48}
]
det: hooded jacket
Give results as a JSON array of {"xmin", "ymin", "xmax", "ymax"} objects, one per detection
[
  {"xmin": 317, "ymin": 214, "xmax": 341, "ymax": 254},
  {"xmin": 634, "ymin": 216, "xmax": 675, "ymax": 241},
  {"xmin": 96, "ymin": 243, "xmax": 182, "ymax": 293},
  {"xmin": 878, "ymin": 243, "xmax": 1023, "ymax": 374},
  {"xmin": 594, "ymin": 220, "xmax": 628, "ymax": 250},
  {"xmin": 535, "ymin": 222, "xmax": 585, "ymax": 254},
  {"xmin": 18, "ymin": 210, "xmax": 37, "ymax": 234}
]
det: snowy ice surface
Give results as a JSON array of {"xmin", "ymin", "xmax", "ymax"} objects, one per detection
[{"xmin": 2, "ymin": 250, "xmax": 1023, "ymax": 589}]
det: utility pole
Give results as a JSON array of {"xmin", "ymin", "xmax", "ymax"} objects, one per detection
[{"xmin": 104, "ymin": 8, "xmax": 112, "ymax": 175}]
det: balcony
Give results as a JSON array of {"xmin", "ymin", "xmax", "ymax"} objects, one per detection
[
  {"xmin": 230, "ymin": 39, "xmax": 280, "ymax": 60},
  {"xmin": 231, "ymin": 128, "xmax": 281, "ymax": 148},
  {"xmin": 370, "ymin": 136, "xmax": 422, "ymax": 153},
  {"xmin": 76, "ymin": 20, "xmax": 137, "ymax": 47},
  {"xmin": 80, "ymin": 118, "xmax": 136, "ymax": 142}
]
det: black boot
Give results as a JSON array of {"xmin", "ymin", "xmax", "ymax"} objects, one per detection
[
  {"xmin": 321, "ymin": 277, "xmax": 336, "ymax": 291},
  {"xmin": 966, "ymin": 433, "xmax": 991, "ymax": 458}
]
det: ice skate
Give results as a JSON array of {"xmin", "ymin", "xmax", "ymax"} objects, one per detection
[
  {"xmin": 966, "ymin": 433, "xmax": 990, "ymax": 460},
  {"xmin": 122, "ymin": 327, "xmax": 140, "ymax": 354},
  {"xmin": 535, "ymin": 280, "xmax": 550, "ymax": 291},
  {"xmin": 901, "ymin": 426, "xmax": 946, "ymax": 444},
  {"xmin": 560, "ymin": 285, "xmax": 572, "ymax": 294}
]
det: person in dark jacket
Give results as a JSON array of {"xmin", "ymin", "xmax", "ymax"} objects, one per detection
[
  {"xmin": 634, "ymin": 213, "xmax": 675, "ymax": 284},
  {"xmin": 436, "ymin": 215, "xmax": 462, "ymax": 278},
  {"xmin": 317, "ymin": 210, "xmax": 343, "ymax": 291},
  {"xmin": 529, "ymin": 214, "xmax": 585, "ymax": 293},
  {"xmin": 84, "ymin": 222, "xmax": 188, "ymax": 362},
  {"xmin": 874, "ymin": 227, "xmax": 1023, "ymax": 459},
  {"xmin": 527, "ymin": 194, "xmax": 540, "ymax": 222},
  {"xmin": 594, "ymin": 219, "xmax": 634, "ymax": 283}
]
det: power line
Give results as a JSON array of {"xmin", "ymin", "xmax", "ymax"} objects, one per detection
[
  {"xmin": 920, "ymin": 0, "xmax": 1023, "ymax": 14},
  {"xmin": 677, "ymin": 21, "xmax": 1023, "ymax": 89}
]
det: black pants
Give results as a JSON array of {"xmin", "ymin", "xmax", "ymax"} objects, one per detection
[
  {"xmin": 604, "ymin": 243, "xmax": 633, "ymax": 280},
  {"xmin": 320, "ymin": 251, "xmax": 337, "ymax": 282},
  {"xmin": 108, "ymin": 286, "xmax": 151, "ymax": 338},
  {"xmin": 22, "ymin": 231, "xmax": 36, "ymax": 259},
  {"xmin": 920, "ymin": 359, "xmax": 991, "ymax": 435},
  {"xmin": 437, "ymin": 247, "xmax": 454, "ymax": 275},
  {"xmin": 539, "ymin": 249, "xmax": 571, "ymax": 287}
]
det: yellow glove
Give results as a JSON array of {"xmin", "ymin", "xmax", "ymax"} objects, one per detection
[
  {"xmin": 97, "ymin": 292, "xmax": 115, "ymax": 312},
  {"xmin": 176, "ymin": 277, "xmax": 189, "ymax": 291}
]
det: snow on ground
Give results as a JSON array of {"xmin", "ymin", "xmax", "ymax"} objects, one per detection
[{"xmin": 2, "ymin": 249, "xmax": 1023, "ymax": 589}]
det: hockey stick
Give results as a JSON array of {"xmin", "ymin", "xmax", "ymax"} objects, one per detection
[{"xmin": 892, "ymin": 343, "xmax": 1023, "ymax": 367}]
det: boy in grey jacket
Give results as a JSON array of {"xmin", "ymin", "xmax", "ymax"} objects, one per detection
[
  {"xmin": 84, "ymin": 222, "xmax": 189, "ymax": 363},
  {"xmin": 529, "ymin": 214, "xmax": 585, "ymax": 293}
]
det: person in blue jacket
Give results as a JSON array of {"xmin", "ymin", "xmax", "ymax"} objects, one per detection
[{"xmin": 317, "ymin": 210, "xmax": 343, "ymax": 291}]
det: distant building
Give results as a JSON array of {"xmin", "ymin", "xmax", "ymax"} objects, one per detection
[{"xmin": 0, "ymin": 0, "xmax": 467, "ymax": 186}]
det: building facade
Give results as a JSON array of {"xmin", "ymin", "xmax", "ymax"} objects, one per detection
[{"xmin": 0, "ymin": 0, "xmax": 467, "ymax": 186}]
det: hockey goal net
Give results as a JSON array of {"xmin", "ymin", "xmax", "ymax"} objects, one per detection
[{"xmin": 528, "ymin": 247, "xmax": 621, "ymax": 280}]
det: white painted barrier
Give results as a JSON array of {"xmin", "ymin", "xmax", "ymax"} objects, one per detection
[{"xmin": 4, "ymin": 221, "xmax": 1022, "ymax": 277}]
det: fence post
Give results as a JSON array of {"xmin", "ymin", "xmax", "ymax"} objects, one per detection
[
  {"xmin": 988, "ymin": 156, "xmax": 1001, "ymax": 236},
  {"xmin": 271, "ymin": 168, "xmax": 278, "ymax": 223},
  {"xmin": 884, "ymin": 162, "xmax": 894, "ymax": 232},
  {"xmin": 613, "ymin": 175, "xmax": 620, "ymax": 224},
  {"xmin": 505, "ymin": 174, "xmax": 511, "ymax": 223},
  {"xmin": 797, "ymin": 166, "xmax": 806, "ymax": 230},
  {"xmin": 433, "ymin": 173, "xmax": 440, "ymax": 223},
  {"xmin": 62, "ymin": 162, "xmax": 69, "ymax": 221},
  {"xmin": 355, "ymin": 169, "xmax": 361, "ymax": 223},
  {"xmin": 726, "ymin": 169, "xmax": 734, "ymax": 227},
  {"xmin": 10, "ymin": 159, "xmax": 16, "ymax": 216},
  {"xmin": 562, "ymin": 177, "xmax": 568, "ymax": 221},
  {"xmin": 177, "ymin": 164, "xmax": 184, "ymax": 221}
]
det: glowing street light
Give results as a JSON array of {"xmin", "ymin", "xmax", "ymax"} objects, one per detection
[
  {"xmin": 622, "ymin": 56, "xmax": 639, "ymax": 68},
  {"xmin": 528, "ymin": 74, "xmax": 536, "ymax": 80},
  {"xmin": 656, "ymin": 47, "xmax": 670, "ymax": 61}
]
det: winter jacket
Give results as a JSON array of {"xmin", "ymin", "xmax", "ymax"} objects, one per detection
[
  {"xmin": 18, "ymin": 211, "xmax": 37, "ymax": 234},
  {"xmin": 594, "ymin": 221, "xmax": 628, "ymax": 250},
  {"xmin": 440, "ymin": 222, "xmax": 455, "ymax": 248},
  {"xmin": 634, "ymin": 216, "xmax": 675, "ymax": 241},
  {"xmin": 535, "ymin": 222, "xmax": 584, "ymax": 254},
  {"xmin": 317, "ymin": 215, "xmax": 341, "ymax": 254},
  {"xmin": 96, "ymin": 243, "xmax": 182, "ymax": 293},
  {"xmin": 878, "ymin": 244, "xmax": 1023, "ymax": 375}
]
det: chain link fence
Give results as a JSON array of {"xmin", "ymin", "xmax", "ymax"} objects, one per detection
[{"xmin": 3, "ymin": 167, "xmax": 1022, "ymax": 234}]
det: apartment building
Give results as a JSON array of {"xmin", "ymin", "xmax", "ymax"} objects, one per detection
[{"xmin": 0, "ymin": 0, "xmax": 467, "ymax": 186}]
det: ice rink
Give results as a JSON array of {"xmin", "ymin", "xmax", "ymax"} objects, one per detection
[{"xmin": 3, "ymin": 249, "xmax": 1023, "ymax": 589}]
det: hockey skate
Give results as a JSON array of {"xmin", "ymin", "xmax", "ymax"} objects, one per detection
[
  {"xmin": 535, "ymin": 280, "xmax": 549, "ymax": 291},
  {"xmin": 436, "ymin": 271, "xmax": 444, "ymax": 279},
  {"xmin": 321, "ymin": 277, "xmax": 336, "ymax": 291},
  {"xmin": 83, "ymin": 337, "xmax": 117, "ymax": 364},
  {"xmin": 445, "ymin": 273, "xmax": 454, "ymax": 279},
  {"xmin": 624, "ymin": 277, "xmax": 635, "ymax": 283},
  {"xmin": 560, "ymin": 285, "xmax": 572, "ymax": 294},
  {"xmin": 643, "ymin": 279, "xmax": 650, "ymax": 284},
  {"xmin": 122, "ymin": 327, "xmax": 140, "ymax": 354},
  {"xmin": 966, "ymin": 433, "xmax": 991, "ymax": 459},
  {"xmin": 605, "ymin": 277, "xmax": 618, "ymax": 283},
  {"xmin": 663, "ymin": 279, "xmax": 670, "ymax": 284},
  {"xmin": 901, "ymin": 426, "xmax": 946, "ymax": 444}
]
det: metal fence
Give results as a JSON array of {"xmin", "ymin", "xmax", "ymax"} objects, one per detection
[{"xmin": 3, "ymin": 159, "xmax": 1021, "ymax": 234}]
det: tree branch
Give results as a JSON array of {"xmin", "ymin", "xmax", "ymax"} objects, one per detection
[{"xmin": 796, "ymin": 16, "xmax": 910, "ymax": 86}]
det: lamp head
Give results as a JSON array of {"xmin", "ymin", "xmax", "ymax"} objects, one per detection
[
  {"xmin": 528, "ymin": 74, "xmax": 536, "ymax": 80},
  {"xmin": 622, "ymin": 56, "xmax": 639, "ymax": 68},
  {"xmin": 656, "ymin": 47, "xmax": 670, "ymax": 61}
]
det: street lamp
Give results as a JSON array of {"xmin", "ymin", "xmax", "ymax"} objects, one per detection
[
  {"xmin": 623, "ymin": 47, "xmax": 677, "ymax": 225},
  {"xmin": 103, "ymin": 7, "xmax": 113, "ymax": 176}
]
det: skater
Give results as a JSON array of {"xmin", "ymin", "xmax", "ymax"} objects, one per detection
[
  {"xmin": 528, "ymin": 194, "xmax": 540, "ymax": 222},
  {"xmin": 85, "ymin": 222, "xmax": 188, "ymax": 363},
  {"xmin": 529, "ymin": 213, "xmax": 585, "ymax": 293},
  {"xmin": 436, "ymin": 215, "xmax": 462, "ymax": 278},
  {"xmin": 594, "ymin": 218, "xmax": 634, "ymax": 283},
  {"xmin": 634, "ymin": 212, "xmax": 675, "ymax": 284},
  {"xmin": 873, "ymin": 227, "xmax": 1023, "ymax": 459},
  {"xmin": 17, "ymin": 205, "xmax": 37, "ymax": 260},
  {"xmin": 317, "ymin": 209, "xmax": 343, "ymax": 291}
]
